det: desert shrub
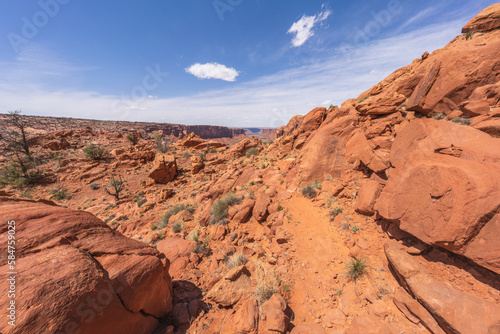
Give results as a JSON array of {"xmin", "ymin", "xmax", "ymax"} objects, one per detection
[
  {"xmin": 152, "ymin": 131, "xmax": 169, "ymax": 153},
  {"xmin": 193, "ymin": 236, "xmax": 210, "ymax": 255},
  {"xmin": 89, "ymin": 183, "xmax": 100, "ymax": 190},
  {"xmin": 346, "ymin": 258, "xmax": 366, "ymax": 281},
  {"xmin": 133, "ymin": 191, "xmax": 147, "ymax": 207},
  {"xmin": 255, "ymin": 261, "xmax": 281, "ymax": 303},
  {"xmin": 158, "ymin": 204, "xmax": 194, "ymax": 229},
  {"xmin": 230, "ymin": 233, "xmax": 238, "ymax": 241},
  {"xmin": 431, "ymin": 112, "xmax": 446, "ymax": 120},
  {"xmin": 83, "ymin": 143, "xmax": 107, "ymax": 161},
  {"xmin": 0, "ymin": 160, "xmax": 43, "ymax": 188},
  {"xmin": 312, "ymin": 180, "xmax": 322, "ymax": 189},
  {"xmin": 245, "ymin": 147, "xmax": 259, "ymax": 158},
  {"xmin": 182, "ymin": 152, "xmax": 192, "ymax": 158},
  {"xmin": 302, "ymin": 185, "xmax": 317, "ymax": 198},
  {"xmin": 227, "ymin": 252, "xmax": 248, "ymax": 269},
  {"xmin": 329, "ymin": 205, "xmax": 343, "ymax": 218},
  {"xmin": 172, "ymin": 221, "xmax": 185, "ymax": 233},
  {"xmin": 187, "ymin": 229, "xmax": 199, "ymax": 243},
  {"xmin": 126, "ymin": 134, "xmax": 139, "ymax": 145},
  {"xmin": 49, "ymin": 186, "xmax": 71, "ymax": 200},
  {"xmin": 351, "ymin": 225, "xmax": 360, "ymax": 233},
  {"xmin": 451, "ymin": 117, "xmax": 471, "ymax": 125},
  {"xmin": 211, "ymin": 192, "xmax": 241, "ymax": 222}
]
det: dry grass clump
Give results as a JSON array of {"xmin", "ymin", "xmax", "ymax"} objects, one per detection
[{"xmin": 227, "ymin": 252, "xmax": 248, "ymax": 269}]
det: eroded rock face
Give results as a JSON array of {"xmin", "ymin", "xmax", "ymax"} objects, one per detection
[
  {"xmin": 385, "ymin": 241, "xmax": 500, "ymax": 334},
  {"xmin": 375, "ymin": 118, "xmax": 500, "ymax": 275},
  {"xmin": 0, "ymin": 198, "xmax": 173, "ymax": 334}
]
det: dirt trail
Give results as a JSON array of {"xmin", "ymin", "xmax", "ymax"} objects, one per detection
[{"xmin": 281, "ymin": 195, "xmax": 351, "ymax": 325}]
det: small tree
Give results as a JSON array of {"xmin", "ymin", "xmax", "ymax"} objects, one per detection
[
  {"xmin": 0, "ymin": 110, "xmax": 43, "ymax": 187},
  {"xmin": 0, "ymin": 110, "xmax": 32, "ymax": 160},
  {"xmin": 104, "ymin": 176, "xmax": 126, "ymax": 200}
]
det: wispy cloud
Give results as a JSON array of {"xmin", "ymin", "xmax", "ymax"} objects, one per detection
[
  {"xmin": 185, "ymin": 62, "xmax": 239, "ymax": 82},
  {"xmin": 0, "ymin": 18, "xmax": 467, "ymax": 128},
  {"xmin": 288, "ymin": 8, "xmax": 331, "ymax": 47},
  {"xmin": 399, "ymin": 7, "xmax": 437, "ymax": 30}
]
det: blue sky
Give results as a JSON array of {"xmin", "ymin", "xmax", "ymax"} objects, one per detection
[{"xmin": 0, "ymin": 0, "xmax": 496, "ymax": 127}]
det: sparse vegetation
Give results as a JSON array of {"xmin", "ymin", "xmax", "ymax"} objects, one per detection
[
  {"xmin": 351, "ymin": 225, "xmax": 360, "ymax": 233},
  {"xmin": 302, "ymin": 185, "xmax": 317, "ymax": 199},
  {"xmin": 49, "ymin": 186, "xmax": 71, "ymax": 200},
  {"xmin": 312, "ymin": 180, "xmax": 322, "ymax": 189},
  {"xmin": 227, "ymin": 252, "xmax": 248, "ymax": 269},
  {"xmin": 431, "ymin": 112, "xmax": 446, "ymax": 120},
  {"xmin": 187, "ymin": 229, "xmax": 199, "ymax": 243},
  {"xmin": 133, "ymin": 191, "xmax": 147, "ymax": 207},
  {"xmin": 329, "ymin": 205, "xmax": 343, "ymax": 218},
  {"xmin": 245, "ymin": 147, "xmax": 259, "ymax": 158},
  {"xmin": 451, "ymin": 117, "xmax": 471, "ymax": 125},
  {"xmin": 83, "ymin": 143, "xmax": 108, "ymax": 161},
  {"xmin": 172, "ymin": 221, "xmax": 185, "ymax": 233},
  {"xmin": 126, "ymin": 133, "xmax": 140, "ymax": 145},
  {"xmin": 89, "ymin": 183, "xmax": 100, "ymax": 190},
  {"xmin": 159, "ymin": 204, "xmax": 195, "ymax": 229},
  {"xmin": 255, "ymin": 261, "xmax": 281, "ymax": 303},
  {"xmin": 211, "ymin": 192, "xmax": 242, "ymax": 222},
  {"xmin": 152, "ymin": 131, "xmax": 169, "ymax": 153},
  {"xmin": 346, "ymin": 258, "xmax": 367, "ymax": 281},
  {"xmin": 104, "ymin": 176, "xmax": 126, "ymax": 200}
]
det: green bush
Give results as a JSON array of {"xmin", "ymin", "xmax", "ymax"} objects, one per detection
[
  {"xmin": 83, "ymin": 143, "xmax": 107, "ymax": 161},
  {"xmin": 312, "ymin": 180, "xmax": 322, "ymax": 189},
  {"xmin": 245, "ymin": 147, "xmax": 259, "ymax": 158},
  {"xmin": 0, "ymin": 161, "xmax": 43, "ymax": 188},
  {"xmin": 346, "ymin": 258, "xmax": 366, "ymax": 281}
]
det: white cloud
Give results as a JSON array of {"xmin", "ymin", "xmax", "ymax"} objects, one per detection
[
  {"xmin": 185, "ymin": 62, "xmax": 239, "ymax": 82},
  {"xmin": 288, "ymin": 9, "xmax": 331, "ymax": 47},
  {"xmin": 0, "ymin": 18, "xmax": 468, "ymax": 128}
]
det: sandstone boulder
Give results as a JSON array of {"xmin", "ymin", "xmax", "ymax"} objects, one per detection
[
  {"xmin": 462, "ymin": 3, "xmax": 500, "ymax": 33},
  {"xmin": 148, "ymin": 154, "xmax": 177, "ymax": 183},
  {"xmin": 177, "ymin": 132, "xmax": 205, "ymax": 148},
  {"xmin": 385, "ymin": 241, "xmax": 500, "ymax": 334},
  {"xmin": 375, "ymin": 118, "xmax": 500, "ymax": 275},
  {"xmin": 0, "ymin": 198, "xmax": 172, "ymax": 334},
  {"xmin": 206, "ymin": 266, "xmax": 252, "ymax": 307}
]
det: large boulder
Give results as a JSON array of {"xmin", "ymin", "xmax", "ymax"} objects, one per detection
[
  {"xmin": 0, "ymin": 198, "xmax": 173, "ymax": 334},
  {"xmin": 148, "ymin": 154, "xmax": 177, "ymax": 183},
  {"xmin": 385, "ymin": 241, "xmax": 500, "ymax": 334},
  {"xmin": 176, "ymin": 132, "xmax": 205, "ymax": 148},
  {"xmin": 375, "ymin": 119, "xmax": 500, "ymax": 275},
  {"xmin": 462, "ymin": 3, "xmax": 500, "ymax": 33}
]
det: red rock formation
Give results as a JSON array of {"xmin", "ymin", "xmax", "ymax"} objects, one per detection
[
  {"xmin": 375, "ymin": 118, "xmax": 500, "ymax": 275},
  {"xmin": 0, "ymin": 198, "xmax": 172, "ymax": 334}
]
